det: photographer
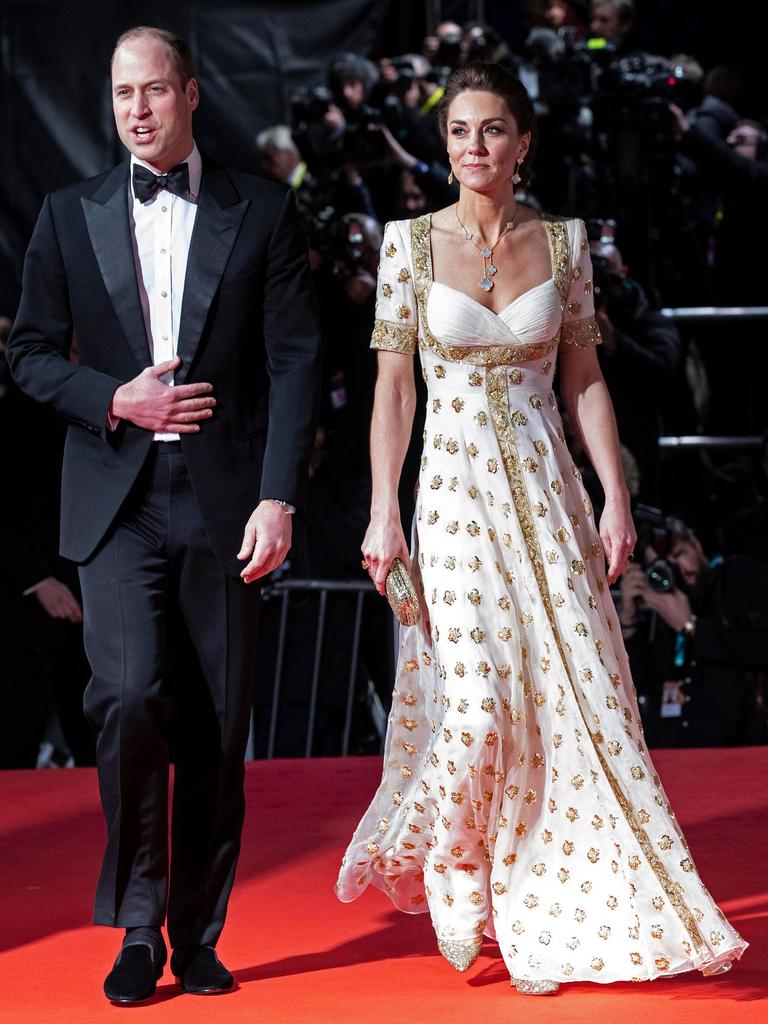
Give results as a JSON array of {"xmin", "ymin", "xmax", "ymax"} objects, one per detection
[
  {"xmin": 256, "ymin": 122, "xmax": 376, "ymax": 258},
  {"xmin": 308, "ymin": 213, "xmax": 384, "ymax": 575},
  {"xmin": 621, "ymin": 515, "xmax": 768, "ymax": 747},
  {"xmin": 589, "ymin": 222, "xmax": 682, "ymax": 497},
  {"xmin": 0, "ymin": 319, "xmax": 93, "ymax": 768},
  {"xmin": 589, "ymin": 0, "xmax": 635, "ymax": 54},
  {"xmin": 672, "ymin": 67, "xmax": 768, "ymax": 304},
  {"xmin": 422, "ymin": 21, "xmax": 464, "ymax": 69}
]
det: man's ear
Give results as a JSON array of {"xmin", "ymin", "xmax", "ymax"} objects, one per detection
[{"xmin": 187, "ymin": 77, "xmax": 200, "ymax": 112}]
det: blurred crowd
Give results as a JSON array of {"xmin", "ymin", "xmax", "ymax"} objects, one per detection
[{"xmin": 2, "ymin": 0, "xmax": 767, "ymax": 766}]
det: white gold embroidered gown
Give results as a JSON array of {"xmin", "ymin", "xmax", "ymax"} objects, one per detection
[{"xmin": 336, "ymin": 213, "xmax": 748, "ymax": 984}]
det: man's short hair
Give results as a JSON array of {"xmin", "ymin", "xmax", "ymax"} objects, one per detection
[
  {"xmin": 666, "ymin": 516, "xmax": 697, "ymax": 547},
  {"xmin": 591, "ymin": 0, "xmax": 635, "ymax": 24},
  {"xmin": 255, "ymin": 125, "xmax": 296, "ymax": 155},
  {"xmin": 112, "ymin": 26, "xmax": 195, "ymax": 88}
]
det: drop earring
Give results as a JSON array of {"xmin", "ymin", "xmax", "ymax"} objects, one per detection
[
  {"xmin": 448, "ymin": 169, "xmax": 454, "ymax": 185},
  {"xmin": 512, "ymin": 160, "xmax": 522, "ymax": 185}
]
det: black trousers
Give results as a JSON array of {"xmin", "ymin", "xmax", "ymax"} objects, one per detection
[{"xmin": 79, "ymin": 443, "xmax": 260, "ymax": 947}]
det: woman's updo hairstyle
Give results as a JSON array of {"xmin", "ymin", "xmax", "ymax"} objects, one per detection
[{"xmin": 438, "ymin": 62, "xmax": 536, "ymax": 185}]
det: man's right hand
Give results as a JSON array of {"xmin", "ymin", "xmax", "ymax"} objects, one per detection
[{"xmin": 109, "ymin": 357, "xmax": 215, "ymax": 434}]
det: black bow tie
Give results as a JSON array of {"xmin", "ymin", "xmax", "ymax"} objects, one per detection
[{"xmin": 132, "ymin": 162, "xmax": 190, "ymax": 204}]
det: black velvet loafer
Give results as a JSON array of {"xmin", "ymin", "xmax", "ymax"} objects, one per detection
[
  {"xmin": 171, "ymin": 945, "xmax": 234, "ymax": 995},
  {"xmin": 104, "ymin": 943, "xmax": 167, "ymax": 1003}
]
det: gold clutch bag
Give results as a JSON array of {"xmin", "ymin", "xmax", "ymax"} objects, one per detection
[{"xmin": 385, "ymin": 558, "xmax": 421, "ymax": 626}]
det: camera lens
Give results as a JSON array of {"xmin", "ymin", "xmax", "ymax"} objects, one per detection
[{"xmin": 646, "ymin": 559, "xmax": 676, "ymax": 593}]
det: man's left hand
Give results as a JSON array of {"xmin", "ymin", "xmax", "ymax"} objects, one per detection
[
  {"xmin": 237, "ymin": 501, "xmax": 293, "ymax": 584},
  {"xmin": 642, "ymin": 585, "xmax": 693, "ymax": 632}
]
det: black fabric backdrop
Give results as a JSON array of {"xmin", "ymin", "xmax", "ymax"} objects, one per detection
[
  {"xmin": 0, "ymin": 0, "xmax": 404, "ymax": 312},
  {"xmin": 1, "ymin": 0, "xmax": 765, "ymax": 313}
]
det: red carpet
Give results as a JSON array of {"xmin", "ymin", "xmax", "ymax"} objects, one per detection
[{"xmin": 0, "ymin": 750, "xmax": 765, "ymax": 1023}]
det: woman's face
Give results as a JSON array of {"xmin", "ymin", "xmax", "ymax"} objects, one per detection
[{"xmin": 446, "ymin": 89, "xmax": 529, "ymax": 193}]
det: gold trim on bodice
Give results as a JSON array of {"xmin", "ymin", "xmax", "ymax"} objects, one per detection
[{"xmin": 410, "ymin": 214, "xmax": 570, "ymax": 367}]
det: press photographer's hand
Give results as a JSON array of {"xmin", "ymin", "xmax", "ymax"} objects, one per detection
[
  {"xmin": 642, "ymin": 586, "xmax": 693, "ymax": 633},
  {"xmin": 619, "ymin": 562, "xmax": 645, "ymax": 626}
]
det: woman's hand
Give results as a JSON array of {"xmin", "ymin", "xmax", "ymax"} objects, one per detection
[
  {"xmin": 362, "ymin": 512, "xmax": 410, "ymax": 595},
  {"xmin": 599, "ymin": 494, "xmax": 637, "ymax": 585}
]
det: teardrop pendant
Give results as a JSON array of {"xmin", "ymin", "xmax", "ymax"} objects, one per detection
[{"xmin": 479, "ymin": 277, "xmax": 493, "ymax": 291}]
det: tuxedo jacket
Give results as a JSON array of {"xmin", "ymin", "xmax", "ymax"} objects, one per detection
[{"xmin": 7, "ymin": 159, "xmax": 320, "ymax": 576}]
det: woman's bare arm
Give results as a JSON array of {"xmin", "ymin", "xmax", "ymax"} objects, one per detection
[
  {"xmin": 558, "ymin": 344, "xmax": 636, "ymax": 583},
  {"xmin": 363, "ymin": 351, "xmax": 417, "ymax": 594}
]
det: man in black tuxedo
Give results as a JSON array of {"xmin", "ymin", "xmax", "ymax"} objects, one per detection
[{"xmin": 7, "ymin": 26, "xmax": 319, "ymax": 1002}]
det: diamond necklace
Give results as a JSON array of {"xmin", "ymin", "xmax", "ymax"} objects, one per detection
[{"xmin": 455, "ymin": 201, "xmax": 520, "ymax": 292}]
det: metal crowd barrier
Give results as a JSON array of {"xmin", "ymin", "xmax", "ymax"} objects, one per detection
[
  {"xmin": 657, "ymin": 306, "xmax": 767, "ymax": 451},
  {"xmin": 246, "ymin": 577, "xmax": 382, "ymax": 760},
  {"xmin": 658, "ymin": 436, "xmax": 763, "ymax": 451},
  {"xmin": 660, "ymin": 306, "xmax": 768, "ymax": 322}
]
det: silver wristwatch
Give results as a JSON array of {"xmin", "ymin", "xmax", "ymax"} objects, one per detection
[{"xmin": 263, "ymin": 498, "xmax": 296, "ymax": 515}]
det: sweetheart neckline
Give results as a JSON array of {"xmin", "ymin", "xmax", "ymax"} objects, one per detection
[
  {"xmin": 425, "ymin": 211, "xmax": 561, "ymax": 322},
  {"xmin": 430, "ymin": 277, "xmax": 558, "ymax": 319}
]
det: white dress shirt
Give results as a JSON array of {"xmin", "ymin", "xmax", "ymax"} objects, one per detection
[{"xmin": 129, "ymin": 143, "xmax": 202, "ymax": 440}]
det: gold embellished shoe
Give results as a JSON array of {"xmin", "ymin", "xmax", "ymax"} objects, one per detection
[
  {"xmin": 511, "ymin": 978, "xmax": 560, "ymax": 995},
  {"xmin": 438, "ymin": 938, "xmax": 483, "ymax": 972}
]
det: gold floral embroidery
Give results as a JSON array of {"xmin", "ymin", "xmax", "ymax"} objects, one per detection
[
  {"xmin": 385, "ymin": 241, "xmax": 397, "ymax": 257},
  {"xmin": 484, "ymin": 363, "xmax": 706, "ymax": 956},
  {"xmin": 382, "ymin": 283, "xmax": 393, "ymax": 298},
  {"xmin": 397, "ymin": 267, "xmax": 411, "ymax": 283},
  {"xmin": 371, "ymin": 319, "xmax": 417, "ymax": 354}
]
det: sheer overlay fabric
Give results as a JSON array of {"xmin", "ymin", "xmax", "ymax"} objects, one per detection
[{"xmin": 336, "ymin": 214, "xmax": 748, "ymax": 984}]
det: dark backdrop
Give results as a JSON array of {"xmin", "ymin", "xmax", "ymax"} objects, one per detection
[
  {"xmin": 0, "ymin": 0, "xmax": 764, "ymax": 313},
  {"xmin": 0, "ymin": 0, "xmax": 397, "ymax": 312}
]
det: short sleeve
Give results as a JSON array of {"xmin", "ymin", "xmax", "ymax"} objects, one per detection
[
  {"xmin": 560, "ymin": 218, "xmax": 602, "ymax": 348},
  {"xmin": 370, "ymin": 220, "xmax": 418, "ymax": 355}
]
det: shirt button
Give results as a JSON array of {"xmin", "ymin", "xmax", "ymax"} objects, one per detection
[
  {"xmin": 161, "ymin": 290, "xmax": 168, "ymax": 297},
  {"xmin": 160, "ymin": 248, "xmax": 167, "ymax": 254},
  {"xmin": 162, "ymin": 334, "xmax": 169, "ymax": 341},
  {"xmin": 161, "ymin": 205, "xmax": 168, "ymax": 212}
]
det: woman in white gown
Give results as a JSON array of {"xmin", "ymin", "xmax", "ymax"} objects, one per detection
[{"xmin": 335, "ymin": 63, "xmax": 747, "ymax": 995}]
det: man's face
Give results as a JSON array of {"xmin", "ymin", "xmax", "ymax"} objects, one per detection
[
  {"xmin": 668, "ymin": 539, "xmax": 707, "ymax": 591},
  {"xmin": 342, "ymin": 79, "xmax": 365, "ymax": 109},
  {"xmin": 112, "ymin": 36, "xmax": 199, "ymax": 172},
  {"xmin": 591, "ymin": 3, "xmax": 622, "ymax": 44}
]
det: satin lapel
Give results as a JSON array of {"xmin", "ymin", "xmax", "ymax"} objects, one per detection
[
  {"xmin": 175, "ymin": 172, "xmax": 249, "ymax": 386},
  {"xmin": 81, "ymin": 165, "xmax": 152, "ymax": 371}
]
